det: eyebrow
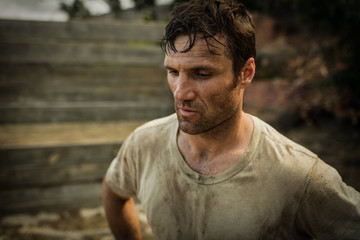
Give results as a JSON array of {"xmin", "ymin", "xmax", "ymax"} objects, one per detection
[
  {"xmin": 164, "ymin": 65, "xmax": 175, "ymax": 70},
  {"xmin": 164, "ymin": 64, "xmax": 218, "ymax": 72}
]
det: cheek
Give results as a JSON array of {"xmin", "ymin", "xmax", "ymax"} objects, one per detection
[
  {"xmin": 207, "ymin": 87, "xmax": 240, "ymax": 110},
  {"xmin": 167, "ymin": 78, "xmax": 176, "ymax": 93},
  {"xmin": 209, "ymin": 94, "xmax": 228, "ymax": 109}
]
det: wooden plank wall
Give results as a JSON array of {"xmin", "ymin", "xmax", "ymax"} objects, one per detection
[
  {"xmin": 0, "ymin": 19, "xmax": 173, "ymax": 124},
  {"xmin": 0, "ymin": 143, "xmax": 121, "ymax": 187},
  {"xmin": 0, "ymin": 19, "xmax": 172, "ymax": 214},
  {"xmin": 0, "ymin": 142, "xmax": 121, "ymax": 214}
]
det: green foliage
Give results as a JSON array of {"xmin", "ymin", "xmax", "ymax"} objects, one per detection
[
  {"xmin": 105, "ymin": 0, "xmax": 122, "ymax": 18},
  {"xmin": 60, "ymin": 0, "xmax": 91, "ymax": 19},
  {"xmin": 133, "ymin": 0, "xmax": 155, "ymax": 10}
]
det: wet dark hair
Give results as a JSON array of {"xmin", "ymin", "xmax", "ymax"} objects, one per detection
[{"xmin": 161, "ymin": 0, "xmax": 256, "ymax": 80}]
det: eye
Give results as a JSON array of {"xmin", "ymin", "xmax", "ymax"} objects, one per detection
[
  {"xmin": 168, "ymin": 69, "xmax": 179, "ymax": 77},
  {"xmin": 196, "ymin": 72, "xmax": 211, "ymax": 80}
]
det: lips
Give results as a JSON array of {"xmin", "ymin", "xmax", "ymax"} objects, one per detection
[
  {"xmin": 175, "ymin": 103, "xmax": 198, "ymax": 117},
  {"xmin": 177, "ymin": 111, "xmax": 195, "ymax": 121},
  {"xmin": 179, "ymin": 106, "xmax": 196, "ymax": 112}
]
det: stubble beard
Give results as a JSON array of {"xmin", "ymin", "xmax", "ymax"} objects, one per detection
[{"xmin": 175, "ymin": 98, "xmax": 240, "ymax": 135}]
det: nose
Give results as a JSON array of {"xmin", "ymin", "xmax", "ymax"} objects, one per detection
[{"xmin": 172, "ymin": 74, "xmax": 196, "ymax": 102}]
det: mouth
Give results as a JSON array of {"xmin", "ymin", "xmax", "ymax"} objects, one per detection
[
  {"xmin": 175, "ymin": 101, "xmax": 203, "ymax": 118},
  {"xmin": 176, "ymin": 106, "xmax": 198, "ymax": 118},
  {"xmin": 179, "ymin": 108, "xmax": 195, "ymax": 115}
]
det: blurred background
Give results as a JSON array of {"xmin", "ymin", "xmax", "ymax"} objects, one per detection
[{"xmin": 0, "ymin": 0, "xmax": 359, "ymax": 239}]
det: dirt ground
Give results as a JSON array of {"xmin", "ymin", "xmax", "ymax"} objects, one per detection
[{"xmin": 0, "ymin": 204, "xmax": 153, "ymax": 240}]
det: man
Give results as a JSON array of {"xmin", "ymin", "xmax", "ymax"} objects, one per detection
[{"xmin": 103, "ymin": 0, "xmax": 360, "ymax": 239}]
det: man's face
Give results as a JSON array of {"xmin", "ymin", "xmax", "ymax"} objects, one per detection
[{"xmin": 164, "ymin": 35, "xmax": 243, "ymax": 135}]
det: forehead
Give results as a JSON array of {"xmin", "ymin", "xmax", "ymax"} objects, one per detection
[{"xmin": 164, "ymin": 35, "xmax": 230, "ymax": 68}]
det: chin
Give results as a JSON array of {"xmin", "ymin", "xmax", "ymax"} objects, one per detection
[
  {"xmin": 178, "ymin": 120, "xmax": 212, "ymax": 135},
  {"xmin": 178, "ymin": 120, "xmax": 200, "ymax": 135}
]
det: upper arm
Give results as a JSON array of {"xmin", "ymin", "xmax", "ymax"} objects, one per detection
[
  {"xmin": 295, "ymin": 159, "xmax": 360, "ymax": 239},
  {"xmin": 105, "ymin": 134, "xmax": 139, "ymax": 199},
  {"xmin": 102, "ymin": 179, "xmax": 143, "ymax": 240},
  {"xmin": 102, "ymin": 179, "xmax": 130, "ymax": 202}
]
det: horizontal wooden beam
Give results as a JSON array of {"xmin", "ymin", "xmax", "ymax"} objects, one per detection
[
  {"xmin": 0, "ymin": 20, "xmax": 165, "ymax": 43},
  {"xmin": 0, "ymin": 182, "xmax": 104, "ymax": 214},
  {"xmin": 0, "ymin": 142, "xmax": 121, "ymax": 188}
]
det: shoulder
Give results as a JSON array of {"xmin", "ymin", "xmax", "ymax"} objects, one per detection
[
  {"xmin": 252, "ymin": 115, "xmax": 317, "ymax": 162},
  {"xmin": 124, "ymin": 113, "xmax": 177, "ymax": 147},
  {"xmin": 296, "ymin": 157, "xmax": 360, "ymax": 237},
  {"xmin": 250, "ymin": 115, "xmax": 319, "ymax": 189},
  {"xmin": 134, "ymin": 113, "xmax": 177, "ymax": 134}
]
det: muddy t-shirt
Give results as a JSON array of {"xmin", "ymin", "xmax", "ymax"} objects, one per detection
[{"xmin": 105, "ymin": 114, "xmax": 360, "ymax": 240}]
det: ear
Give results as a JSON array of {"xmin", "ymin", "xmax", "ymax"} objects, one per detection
[{"xmin": 240, "ymin": 57, "xmax": 255, "ymax": 89}]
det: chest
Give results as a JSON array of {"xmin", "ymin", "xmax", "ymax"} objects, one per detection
[
  {"xmin": 184, "ymin": 151, "xmax": 245, "ymax": 175},
  {"xmin": 137, "ymin": 167, "xmax": 301, "ymax": 240}
]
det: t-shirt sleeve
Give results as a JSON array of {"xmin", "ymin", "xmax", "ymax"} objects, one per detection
[
  {"xmin": 105, "ymin": 133, "xmax": 138, "ymax": 198},
  {"xmin": 295, "ymin": 158, "xmax": 360, "ymax": 239}
]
